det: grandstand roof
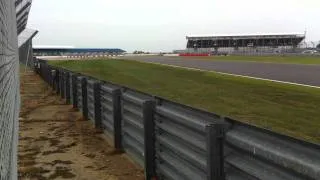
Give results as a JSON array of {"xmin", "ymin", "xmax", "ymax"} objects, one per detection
[
  {"xmin": 18, "ymin": 28, "xmax": 38, "ymax": 47},
  {"xmin": 33, "ymin": 47, "xmax": 126, "ymax": 53},
  {"xmin": 33, "ymin": 45, "xmax": 76, "ymax": 49},
  {"xmin": 16, "ymin": 0, "xmax": 33, "ymax": 34},
  {"xmin": 187, "ymin": 33, "xmax": 306, "ymax": 40}
]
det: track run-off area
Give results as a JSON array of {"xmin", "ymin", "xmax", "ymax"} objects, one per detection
[
  {"xmin": 49, "ymin": 59, "xmax": 320, "ymax": 143},
  {"xmin": 123, "ymin": 56, "xmax": 320, "ymax": 88}
]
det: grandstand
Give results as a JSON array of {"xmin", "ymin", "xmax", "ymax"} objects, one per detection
[
  {"xmin": 33, "ymin": 46, "xmax": 126, "ymax": 56},
  {"xmin": 186, "ymin": 33, "xmax": 306, "ymax": 55}
]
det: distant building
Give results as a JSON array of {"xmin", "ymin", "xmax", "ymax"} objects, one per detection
[
  {"xmin": 172, "ymin": 50, "xmax": 188, "ymax": 54},
  {"xmin": 186, "ymin": 33, "xmax": 306, "ymax": 55},
  {"xmin": 33, "ymin": 46, "xmax": 126, "ymax": 56}
]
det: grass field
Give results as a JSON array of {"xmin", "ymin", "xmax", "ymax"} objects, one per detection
[
  {"xmin": 50, "ymin": 59, "xmax": 320, "ymax": 143},
  {"xmin": 200, "ymin": 55, "xmax": 320, "ymax": 65}
]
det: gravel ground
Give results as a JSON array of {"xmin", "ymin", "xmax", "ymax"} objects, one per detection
[{"xmin": 18, "ymin": 69, "xmax": 144, "ymax": 180}]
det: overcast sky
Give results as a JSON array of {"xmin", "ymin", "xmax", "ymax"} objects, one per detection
[{"xmin": 28, "ymin": 0, "xmax": 320, "ymax": 52}]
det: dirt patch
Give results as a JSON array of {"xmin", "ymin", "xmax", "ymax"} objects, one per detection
[
  {"xmin": 48, "ymin": 166, "xmax": 76, "ymax": 179},
  {"xmin": 19, "ymin": 70, "xmax": 144, "ymax": 180}
]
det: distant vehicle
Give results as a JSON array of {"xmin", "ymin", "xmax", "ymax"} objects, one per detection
[{"xmin": 302, "ymin": 50, "xmax": 318, "ymax": 54}]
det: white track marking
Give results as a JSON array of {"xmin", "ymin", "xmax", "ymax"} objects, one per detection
[{"xmin": 137, "ymin": 60, "xmax": 320, "ymax": 89}]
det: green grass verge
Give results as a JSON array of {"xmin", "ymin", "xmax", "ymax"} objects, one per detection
[
  {"xmin": 200, "ymin": 55, "xmax": 320, "ymax": 65},
  {"xmin": 49, "ymin": 59, "xmax": 320, "ymax": 143}
]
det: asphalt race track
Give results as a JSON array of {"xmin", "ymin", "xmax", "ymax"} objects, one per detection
[{"xmin": 124, "ymin": 56, "xmax": 320, "ymax": 87}]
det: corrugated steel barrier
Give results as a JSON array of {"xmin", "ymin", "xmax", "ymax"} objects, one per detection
[
  {"xmin": 36, "ymin": 60, "xmax": 320, "ymax": 180},
  {"xmin": 100, "ymin": 83, "xmax": 122, "ymax": 148},
  {"xmin": 224, "ymin": 117, "xmax": 320, "ymax": 180},
  {"xmin": 121, "ymin": 89, "xmax": 154, "ymax": 168},
  {"xmin": 155, "ymin": 99, "xmax": 225, "ymax": 180},
  {"xmin": 86, "ymin": 79, "xmax": 96, "ymax": 123}
]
